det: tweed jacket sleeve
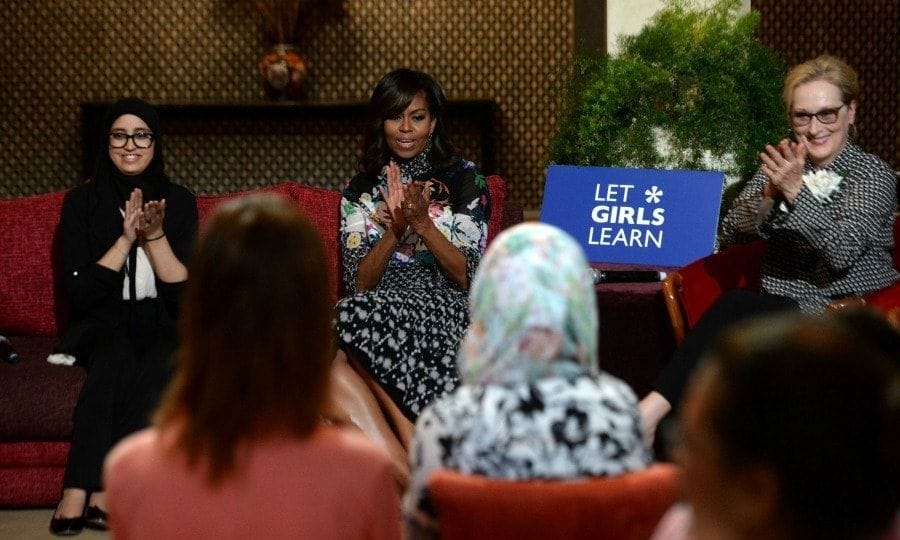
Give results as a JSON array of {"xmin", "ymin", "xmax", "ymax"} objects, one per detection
[{"xmin": 719, "ymin": 142, "xmax": 898, "ymax": 312}]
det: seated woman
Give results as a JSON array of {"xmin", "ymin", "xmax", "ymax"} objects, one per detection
[
  {"xmin": 661, "ymin": 312, "xmax": 899, "ymax": 540},
  {"xmin": 103, "ymin": 196, "xmax": 402, "ymax": 539},
  {"xmin": 51, "ymin": 98, "xmax": 197, "ymax": 535},
  {"xmin": 329, "ymin": 69, "xmax": 490, "ymax": 473},
  {"xmin": 640, "ymin": 54, "xmax": 899, "ymax": 440},
  {"xmin": 403, "ymin": 223, "xmax": 651, "ymax": 534}
]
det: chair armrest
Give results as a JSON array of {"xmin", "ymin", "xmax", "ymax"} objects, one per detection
[
  {"xmin": 826, "ymin": 296, "xmax": 868, "ymax": 312},
  {"xmin": 661, "ymin": 240, "xmax": 768, "ymax": 348},
  {"xmin": 429, "ymin": 464, "xmax": 680, "ymax": 540},
  {"xmin": 827, "ymin": 281, "xmax": 900, "ymax": 330},
  {"xmin": 661, "ymin": 271, "xmax": 687, "ymax": 345},
  {"xmin": 886, "ymin": 307, "xmax": 900, "ymax": 330}
]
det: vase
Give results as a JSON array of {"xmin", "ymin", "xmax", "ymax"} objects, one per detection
[{"xmin": 258, "ymin": 44, "xmax": 307, "ymax": 100}]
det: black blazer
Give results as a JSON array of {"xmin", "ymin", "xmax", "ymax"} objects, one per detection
[{"xmin": 56, "ymin": 179, "xmax": 197, "ymax": 356}]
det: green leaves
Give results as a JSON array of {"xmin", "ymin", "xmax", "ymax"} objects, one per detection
[{"xmin": 550, "ymin": 0, "xmax": 787, "ymax": 184}]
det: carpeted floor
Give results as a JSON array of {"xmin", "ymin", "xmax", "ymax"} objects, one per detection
[{"xmin": 0, "ymin": 509, "xmax": 107, "ymax": 539}]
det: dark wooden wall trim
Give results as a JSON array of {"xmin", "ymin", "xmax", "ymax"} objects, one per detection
[{"xmin": 575, "ymin": 0, "xmax": 606, "ymax": 54}]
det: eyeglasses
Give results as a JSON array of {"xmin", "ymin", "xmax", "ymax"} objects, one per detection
[
  {"xmin": 790, "ymin": 104, "xmax": 846, "ymax": 127},
  {"xmin": 108, "ymin": 131, "xmax": 154, "ymax": 149}
]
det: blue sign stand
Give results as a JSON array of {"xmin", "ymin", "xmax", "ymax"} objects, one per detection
[{"xmin": 540, "ymin": 165, "xmax": 723, "ymax": 267}]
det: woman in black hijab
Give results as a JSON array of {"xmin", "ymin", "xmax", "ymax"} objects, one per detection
[{"xmin": 50, "ymin": 98, "xmax": 197, "ymax": 536}]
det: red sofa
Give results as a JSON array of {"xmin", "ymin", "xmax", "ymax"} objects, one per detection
[{"xmin": 0, "ymin": 177, "xmax": 517, "ymax": 507}]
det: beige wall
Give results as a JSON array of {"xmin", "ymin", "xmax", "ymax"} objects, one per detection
[{"xmin": 606, "ymin": 0, "xmax": 751, "ymax": 55}]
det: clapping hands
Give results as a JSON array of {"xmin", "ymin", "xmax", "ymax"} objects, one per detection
[
  {"xmin": 378, "ymin": 162, "xmax": 433, "ymax": 240},
  {"xmin": 760, "ymin": 136, "xmax": 808, "ymax": 205},
  {"xmin": 379, "ymin": 162, "xmax": 409, "ymax": 240},
  {"xmin": 401, "ymin": 180, "xmax": 432, "ymax": 232},
  {"xmin": 122, "ymin": 188, "xmax": 167, "ymax": 243}
]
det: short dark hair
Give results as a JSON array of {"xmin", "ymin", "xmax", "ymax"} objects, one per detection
[
  {"xmin": 359, "ymin": 68, "xmax": 458, "ymax": 176},
  {"xmin": 155, "ymin": 195, "xmax": 334, "ymax": 484},
  {"xmin": 705, "ymin": 313, "xmax": 899, "ymax": 540}
]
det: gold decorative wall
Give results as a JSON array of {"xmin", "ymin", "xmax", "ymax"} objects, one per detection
[
  {"xmin": 753, "ymin": 0, "xmax": 898, "ymax": 170},
  {"xmin": 0, "ymin": 1, "xmax": 574, "ymax": 210}
]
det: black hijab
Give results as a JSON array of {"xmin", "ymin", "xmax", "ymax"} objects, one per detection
[{"xmin": 93, "ymin": 97, "xmax": 170, "ymax": 205}]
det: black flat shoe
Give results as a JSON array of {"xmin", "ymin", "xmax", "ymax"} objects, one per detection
[
  {"xmin": 84, "ymin": 505, "xmax": 108, "ymax": 531},
  {"xmin": 49, "ymin": 515, "xmax": 85, "ymax": 536}
]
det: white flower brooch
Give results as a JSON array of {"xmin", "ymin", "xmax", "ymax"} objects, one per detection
[{"xmin": 803, "ymin": 169, "xmax": 844, "ymax": 204}]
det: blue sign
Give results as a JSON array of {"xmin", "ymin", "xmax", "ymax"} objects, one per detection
[{"xmin": 540, "ymin": 165, "xmax": 723, "ymax": 267}]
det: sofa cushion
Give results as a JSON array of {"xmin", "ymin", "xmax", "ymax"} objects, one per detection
[
  {"xmin": 0, "ymin": 336, "xmax": 83, "ymax": 440},
  {"xmin": 196, "ymin": 182, "xmax": 343, "ymax": 302},
  {"xmin": 0, "ymin": 441, "xmax": 70, "ymax": 467},
  {"xmin": 0, "ymin": 460, "xmax": 66, "ymax": 507},
  {"xmin": 0, "ymin": 190, "xmax": 69, "ymax": 337}
]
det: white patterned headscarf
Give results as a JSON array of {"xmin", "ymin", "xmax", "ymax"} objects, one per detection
[{"xmin": 460, "ymin": 223, "xmax": 598, "ymax": 386}]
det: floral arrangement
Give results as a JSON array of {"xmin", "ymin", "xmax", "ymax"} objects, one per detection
[
  {"xmin": 550, "ymin": 0, "xmax": 787, "ymax": 191},
  {"xmin": 236, "ymin": 0, "xmax": 346, "ymax": 44},
  {"xmin": 803, "ymin": 169, "xmax": 843, "ymax": 204}
]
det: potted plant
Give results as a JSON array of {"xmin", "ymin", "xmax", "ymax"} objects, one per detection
[
  {"xmin": 236, "ymin": 0, "xmax": 346, "ymax": 99},
  {"xmin": 550, "ymin": 0, "xmax": 786, "ymax": 197}
]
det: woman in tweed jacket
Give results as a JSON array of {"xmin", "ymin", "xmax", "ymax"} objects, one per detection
[{"xmin": 640, "ymin": 55, "xmax": 899, "ymax": 443}]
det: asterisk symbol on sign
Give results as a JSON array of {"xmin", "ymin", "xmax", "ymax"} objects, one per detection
[{"xmin": 645, "ymin": 186, "xmax": 663, "ymax": 204}]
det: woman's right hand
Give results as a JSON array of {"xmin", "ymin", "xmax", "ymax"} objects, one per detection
[
  {"xmin": 122, "ymin": 188, "xmax": 144, "ymax": 243},
  {"xmin": 378, "ymin": 161, "xmax": 408, "ymax": 240},
  {"xmin": 760, "ymin": 137, "xmax": 807, "ymax": 205},
  {"xmin": 97, "ymin": 188, "xmax": 143, "ymax": 272}
]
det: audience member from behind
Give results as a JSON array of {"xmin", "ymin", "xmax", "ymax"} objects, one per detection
[
  {"xmin": 640, "ymin": 54, "xmax": 899, "ymax": 441},
  {"xmin": 51, "ymin": 98, "xmax": 198, "ymax": 536},
  {"xmin": 404, "ymin": 223, "xmax": 650, "ymax": 534},
  {"xmin": 103, "ymin": 196, "xmax": 401, "ymax": 540},
  {"xmin": 667, "ymin": 313, "xmax": 899, "ymax": 540}
]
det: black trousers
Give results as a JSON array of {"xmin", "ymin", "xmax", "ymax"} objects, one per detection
[
  {"xmin": 654, "ymin": 289, "xmax": 798, "ymax": 410},
  {"xmin": 63, "ymin": 301, "xmax": 176, "ymax": 490}
]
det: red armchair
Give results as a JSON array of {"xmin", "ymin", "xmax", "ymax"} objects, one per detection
[
  {"xmin": 662, "ymin": 216, "xmax": 900, "ymax": 344},
  {"xmin": 427, "ymin": 463, "xmax": 680, "ymax": 540}
]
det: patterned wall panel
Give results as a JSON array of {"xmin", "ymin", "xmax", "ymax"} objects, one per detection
[
  {"xmin": 753, "ymin": 0, "xmax": 898, "ymax": 169},
  {"xmin": 0, "ymin": 1, "xmax": 574, "ymax": 209}
]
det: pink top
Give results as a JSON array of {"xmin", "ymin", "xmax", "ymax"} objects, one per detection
[{"xmin": 104, "ymin": 424, "xmax": 402, "ymax": 540}]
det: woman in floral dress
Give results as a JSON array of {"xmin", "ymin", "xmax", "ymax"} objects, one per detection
[{"xmin": 326, "ymin": 69, "xmax": 489, "ymax": 483}]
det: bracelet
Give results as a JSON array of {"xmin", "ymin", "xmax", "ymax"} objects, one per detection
[{"xmin": 144, "ymin": 233, "xmax": 166, "ymax": 242}]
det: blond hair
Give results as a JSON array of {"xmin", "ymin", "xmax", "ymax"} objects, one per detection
[{"xmin": 782, "ymin": 54, "xmax": 859, "ymax": 111}]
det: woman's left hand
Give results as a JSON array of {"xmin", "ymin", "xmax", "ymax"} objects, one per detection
[
  {"xmin": 401, "ymin": 181, "xmax": 432, "ymax": 234},
  {"xmin": 140, "ymin": 199, "xmax": 166, "ymax": 240},
  {"xmin": 760, "ymin": 137, "xmax": 807, "ymax": 205},
  {"xmin": 378, "ymin": 161, "xmax": 408, "ymax": 240}
]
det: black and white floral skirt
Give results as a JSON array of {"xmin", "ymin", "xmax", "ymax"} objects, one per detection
[{"xmin": 336, "ymin": 286, "xmax": 469, "ymax": 420}]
